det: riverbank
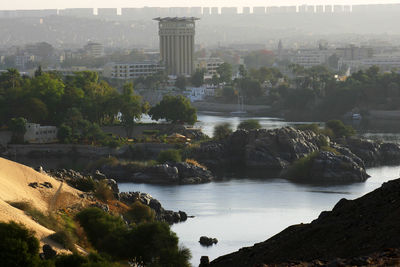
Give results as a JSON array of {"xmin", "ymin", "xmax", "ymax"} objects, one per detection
[
  {"xmin": 192, "ymin": 101, "xmax": 271, "ymax": 115},
  {"xmin": 367, "ymin": 110, "xmax": 400, "ymax": 120}
]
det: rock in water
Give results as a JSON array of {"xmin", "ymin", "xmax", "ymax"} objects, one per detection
[{"xmin": 199, "ymin": 236, "xmax": 218, "ymax": 246}]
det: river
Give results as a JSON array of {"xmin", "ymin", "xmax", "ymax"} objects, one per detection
[
  {"xmin": 118, "ymin": 113, "xmax": 400, "ymax": 266},
  {"xmin": 119, "ymin": 166, "xmax": 400, "ymax": 266}
]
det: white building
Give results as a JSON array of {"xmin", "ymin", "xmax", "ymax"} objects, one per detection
[
  {"xmin": 84, "ymin": 42, "xmax": 104, "ymax": 58},
  {"xmin": 291, "ymin": 49, "xmax": 333, "ymax": 68},
  {"xmin": 15, "ymin": 54, "xmax": 35, "ymax": 69},
  {"xmin": 195, "ymin": 57, "xmax": 224, "ymax": 76},
  {"xmin": 103, "ymin": 62, "xmax": 164, "ymax": 79},
  {"xmin": 24, "ymin": 123, "xmax": 58, "ymax": 144},
  {"xmin": 339, "ymin": 54, "xmax": 400, "ymax": 72},
  {"xmin": 184, "ymin": 86, "xmax": 206, "ymax": 102}
]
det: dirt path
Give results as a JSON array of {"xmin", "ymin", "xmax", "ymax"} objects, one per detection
[{"xmin": 49, "ymin": 181, "xmax": 63, "ymax": 212}]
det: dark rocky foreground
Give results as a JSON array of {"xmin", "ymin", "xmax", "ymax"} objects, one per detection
[
  {"xmin": 192, "ymin": 127, "xmax": 400, "ymax": 183},
  {"xmin": 209, "ymin": 177, "xmax": 400, "ymax": 267}
]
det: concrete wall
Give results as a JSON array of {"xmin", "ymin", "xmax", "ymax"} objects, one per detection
[
  {"xmin": 6, "ymin": 143, "xmax": 175, "ymax": 158},
  {"xmin": 101, "ymin": 124, "xmax": 181, "ymax": 138},
  {"xmin": 0, "ymin": 131, "xmax": 12, "ymax": 147},
  {"xmin": 7, "ymin": 144, "xmax": 124, "ymax": 157}
]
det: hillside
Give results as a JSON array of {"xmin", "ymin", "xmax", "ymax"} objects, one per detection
[
  {"xmin": 210, "ymin": 177, "xmax": 400, "ymax": 266},
  {"xmin": 0, "ymin": 157, "xmax": 88, "ymax": 247}
]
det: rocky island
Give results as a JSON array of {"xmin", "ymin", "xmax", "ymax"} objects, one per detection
[{"xmin": 192, "ymin": 127, "xmax": 400, "ymax": 183}]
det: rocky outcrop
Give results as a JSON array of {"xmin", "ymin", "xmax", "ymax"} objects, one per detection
[
  {"xmin": 306, "ymin": 151, "xmax": 368, "ymax": 183},
  {"xmin": 342, "ymin": 137, "xmax": 400, "ymax": 166},
  {"xmin": 193, "ymin": 127, "xmax": 371, "ymax": 183},
  {"xmin": 194, "ymin": 127, "xmax": 324, "ymax": 170},
  {"xmin": 210, "ymin": 177, "xmax": 400, "ymax": 266},
  {"xmin": 47, "ymin": 169, "xmax": 119, "ymax": 193},
  {"xmin": 118, "ymin": 191, "xmax": 188, "ymax": 224},
  {"xmin": 101, "ymin": 162, "xmax": 213, "ymax": 185}
]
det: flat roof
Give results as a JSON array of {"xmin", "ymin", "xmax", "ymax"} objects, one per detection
[{"xmin": 153, "ymin": 17, "xmax": 199, "ymax": 22}]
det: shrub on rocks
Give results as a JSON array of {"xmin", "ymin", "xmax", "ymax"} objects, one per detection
[
  {"xmin": 157, "ymin": 149, "xmax": 182, "ymax": 164},
  {"xmin": 125, "ymin": 201, "xmax": 156, "ymax": 224},
  {"xmin": 237, "ymin": 119, "xmax": 261, "ymax": 131}
]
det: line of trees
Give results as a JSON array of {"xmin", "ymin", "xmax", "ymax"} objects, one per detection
[{"xmin": 0, "ymin": 68, "xmax": 198, "ymax": 144}]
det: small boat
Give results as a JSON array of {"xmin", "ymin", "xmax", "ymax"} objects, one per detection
[
  {"xmin": 231, "ymin": 95, "xmax": 247, "ymax": 115},
  {"xmin": 230, "ymin": 110, "xmax": 247, "ymax": 115}
]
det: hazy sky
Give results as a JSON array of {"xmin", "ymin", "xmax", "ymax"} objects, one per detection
[{"xmin": 3, "ymin": 1, "xmax": 400, "ymax": 10}]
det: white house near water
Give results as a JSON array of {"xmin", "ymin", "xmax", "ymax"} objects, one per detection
[{"xmin": 24, "ymin": 123, "xmax": 58, "ymax": 144}]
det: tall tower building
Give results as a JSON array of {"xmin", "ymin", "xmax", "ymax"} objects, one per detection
[{"xmin": 154, "ymin": 17, "xmax": 199, "ymax": 76}]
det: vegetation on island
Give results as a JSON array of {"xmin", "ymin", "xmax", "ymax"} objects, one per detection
[
  {"xmin": 213, "ymin": 123, "xmax": 233, "ymax": 140},
  {"xmin": 5, "ymin": 180, "xmax": 191, "ymax": 267},
  {"xmin": 237, "ymin": 119, "xmax": 262, "ymax": 131},
  {"xmin": 149, "ymin": 95, "xmax": 197, "ymax": 125},
  {"xmin": 296, "ymin": 120, "xmax": 355, "ymax": 139}
]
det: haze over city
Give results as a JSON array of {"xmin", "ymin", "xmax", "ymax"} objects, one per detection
[
  {"xmin": 1, "ymin": 1, "xmax": 400, "ymax": 267},
  {"xmin": 3, "ymin": 0, "xmax": 400, "ymax": 9}
]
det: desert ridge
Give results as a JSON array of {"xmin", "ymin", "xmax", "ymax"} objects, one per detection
[{"xmin": 0, "ymin": 157, "xmax": 86, "ymax": 243}]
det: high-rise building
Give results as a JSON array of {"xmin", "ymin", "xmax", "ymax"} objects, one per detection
[{"xmin": 154, "ymin": 17, "xmax": 199, "ymax": 76}]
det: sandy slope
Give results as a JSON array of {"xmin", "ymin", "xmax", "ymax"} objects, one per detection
[{"xmin": 0, "ymin": 157, "xmax": 86, "ymax": 243}]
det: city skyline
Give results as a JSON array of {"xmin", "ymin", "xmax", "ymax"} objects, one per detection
[{"xmin": 2, "ymin": 0, "xmax": 400, "ymax": 10}]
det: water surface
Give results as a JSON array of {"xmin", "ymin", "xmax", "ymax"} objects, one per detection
[{"xmin": 118, "ymin": 165, "xmax": 400, "ymax": 266}]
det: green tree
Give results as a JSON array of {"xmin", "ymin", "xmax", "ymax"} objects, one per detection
[
  {"xmin": 237, "ymin": 119, "xmax": 261, "ymax": 131},
  {"xmin": 191, "ymin": 69, "xmax": 205, "ymax": 87},
  {"xmin": 127, "ymin": 222, "xmax": 191, "ymax": 266},
  {"xmin": 157, "ymin": 149, "xmax": 182, "ymax": 164},
  {"xmin": 119, "ymin": 83, "xmax": 143, "ymax": 137},
  {"xmin": 244, "ymin": 50, "xmax": 275, "ymax": 69},
  {"xmin": 213, "ymin": 122, "xmax": 233, "ymax": 140},
  {"xmin": 222, "ymin": 86, "xmax": 236, "ymax": 100},
  {"xmin": 325, "ymin": 120, "xmax": 355, "ymax": 138},
  {"xmin": 0, "ymin": 68, "xmax": 22, "ymax": 90},
  {"xmin": 57, "ymin": 124, "xmax": 73, "ymax": 143},
  {"xmin": 238, "ymin": 64, "xmax": 247, "ymax": 78},
  {"xmin": 9, "ymin": 117, "xmax": 27, "ymax": 143},
  {"xmin": 0, "ymin": 221, "xmax": 40, "ymax": 267},
  {"xmin": 125, "ymin": 201, "xmax": 156, "ymax": 224},
  {"xmin": 238, "ymin": 78, "xmax": 263, "ymax": 99},
  {"xmin": 175, "ymin": 75, "xmax": 188, "ymax": 90},
  {"xmin": 149, "ymin": 95, "xmax": 197, "ymax": 124},
  {"xmin": 217, "ymin": 63, "xmax": 233, "ymax": 84},
  {"xmin": 14, "ymin": 97, "xmax": 48, "ymax": 123}
]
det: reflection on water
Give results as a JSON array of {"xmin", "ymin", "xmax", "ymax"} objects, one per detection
[
  {"xmin": 195, "ymin": 112, "xmax": 315, "ymax": 137},
  {"xmin": 118, "ymin": 165, "xmax": 400, "ymax": 266},
  {"xmin": 348, "ymin": 118, "xmax": 400, "ymax": 144}
]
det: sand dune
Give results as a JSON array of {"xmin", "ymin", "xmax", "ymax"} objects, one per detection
[{"xmin": 0, "ymin": 157, "xmax": 86, "ymax": 243}]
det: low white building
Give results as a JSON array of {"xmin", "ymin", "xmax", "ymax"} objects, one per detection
[
  {"xmin": 291, "ymin": 49, "xmax": 333, "ymax": 68},
  {"xmin": 103, "ymin": 62, "xmax": 165, "ymax": 80},
  {"xmin": 195, "ymin": 57, "xmax": 224, "ymax": 76},
  {"xmin": 339, "ymin": 54, "xmax": 400, "ymax": 72},
  {"xmin": 84, "ymin": 42, "xmax": 104, "ymax": 57},
  {"xmin": 24, "ymin": 123, "xmax": 58, "ymax": 144},
  {"xmin": 184, "ymin": 86, "xmax": 207, "ymax": 102}
]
